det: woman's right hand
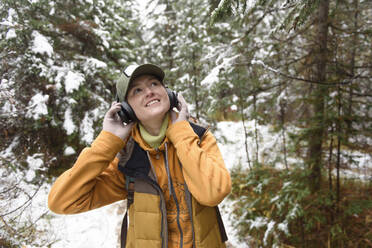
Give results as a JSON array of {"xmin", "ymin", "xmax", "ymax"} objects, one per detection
[{"xmin": 102, "ymin": 102, "xmax": 134, "ymax": 140}]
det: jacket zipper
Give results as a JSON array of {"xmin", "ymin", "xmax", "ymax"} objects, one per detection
[{"xmin": 164, "ymin": 143, "xmax": 183, "ymax": 248}]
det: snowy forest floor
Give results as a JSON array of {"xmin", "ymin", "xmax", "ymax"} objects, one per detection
[{"xmin": 3, "ymin": 121, "xmax": 371, "ymax": 248}]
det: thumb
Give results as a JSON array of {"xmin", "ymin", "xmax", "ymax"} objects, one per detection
[{"xmin": 170, "ymin": 110, "xmax": 178, "ymax": 123}]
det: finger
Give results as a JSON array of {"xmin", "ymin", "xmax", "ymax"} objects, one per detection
[
  {"xmin": 178, "ymin": 94, "xmax": 189, "ymax": 112},
  {"xmin": 177, "ymin": 94, "xmax": 188, "ymax": 110},
  {"xmin": 126, "ymin": 122, "xmax": 134, "ymax": 129},
  {"xmin": 108, "ymin": 102, "xmax": 121, "ymax": 113},
  {"xmin": 106, "ymin": 103, "xmax": 122, "ymax": 118},
  {"xmin": 170, "ymin": 110, "xmax": 178, "ymax": 122}
]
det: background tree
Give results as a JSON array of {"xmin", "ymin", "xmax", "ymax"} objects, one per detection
[
  {"xmin": 211, "ymin": 0, "xmax": 372, "ymax": 246},
  {"xmin": 0, "ymin": 0, "xmax": 140, "ymax": 245},
  {"xmin": 1, "ymin": 0, "xmax": 371, "ymax": 247}
]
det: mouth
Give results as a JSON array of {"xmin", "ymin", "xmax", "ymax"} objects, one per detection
[{"xmin": 145, "ymin": 99, "xmax": 160, "ymax": 107}]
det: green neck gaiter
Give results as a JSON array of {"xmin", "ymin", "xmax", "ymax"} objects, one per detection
[{"xmin": 139, "ymin": 114, "xmax": 169, "ymax": 149}]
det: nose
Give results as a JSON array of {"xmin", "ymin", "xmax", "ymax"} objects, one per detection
[{"xmin": 143, "ymin": 86, "xmax": 155, "ymax": 97}]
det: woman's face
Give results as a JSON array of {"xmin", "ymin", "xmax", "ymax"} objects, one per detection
[{"xmin": 127, "ymin": 74, "xmax": 170, "ymax": 123}]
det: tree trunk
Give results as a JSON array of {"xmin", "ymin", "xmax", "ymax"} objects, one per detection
[
  {"xmin": 336, "ymin": 85, "xmax": 342, "ymax": 212},
  {"xmin": 280, "ymin": 90, "xmax": 289, "ymax": 170},
  {"xmin": 308, "ymin": 0, "xmax": 330, "ymax": 192},
  {"xmin": 253, "ymin": 94, "xmax": 259, "ymax": 165},
  {"xmin": 239, "ymin": 91, "xmax": 252, "ymax": 169},
  {"xmin": 165, "ymin": 0, "xmax": 176, "ymax": 87},
  {"xmin": 346, "ymin": 0, "xmax": 359, "ymax": 141}
]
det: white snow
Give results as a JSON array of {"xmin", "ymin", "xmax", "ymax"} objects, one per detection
[
  {"xmin": 49, "ymin": 201, "xmax": 125, "ymax": 248},
  {"xmin": 25, "ymin": 154, "xmax": 44, "ymax": 181},
  {"xmin": 31, "ymin": 31, "xmax": 54, "ymax": 57},
  {"xmin": 26, "ymin": 93, "xmax": 49, "ymax": 120},
  {"xmin": 85, "ymin": 58, "xmax": 107, "ymax": 69},
  {"xmin": 134, "ymin": 0, "xmax": 157, "ymax": 24},
  {"xmin": 249, "ymin": 216, "xmax": 268, "ymax": 229},
  {"xmin": 26, "ymin": 154, "xmax": 44, "ymax": 170},
  {"xmin": 63, "ymin": 107, "xmax": 76, "ymax": 135},
  {"xmin": 1, "ymin": 8, "xmax": 17, "ymax": 26},
  {"xmin": 0, "ymin": 136, "xmax": 19, "ymax": 158},
  {"xmin": 263, "ymin": 220, "xmax": 275, "ymax": 246},
  {"xmin": 6, "ymin": 28, "xmax": 16, "ymax": 39},
  {"xmin": 278, "ymin": 220, "xmax": 289, "ymax": 235},
  {"xmin": 215, "ymin": 120, "xmax": 291, "ymax": 169},
  {"xmin": 64, "ymin": 146, "xmax": 76, "ymax": 156},
  {"xmin": 200, "ymin": 55, "xmax": 239, "ymax": 88},
  {"xmin": 80, "ymin": 112, "xmax": 95, "ymax": 144},
  {"xmin": 64, "ymin": 71, "xmax": 85, "ymax": 93},
  {"xmin": 2, "ymin": 101, "xmax": 17, "ymax": 117},
  {"xmin": 25, "ymin": 169, "xmax": 37, "ymax": 182},
  {"xmin": 220, "ymin": 199, "xmax": 249, "ymax": 248}
]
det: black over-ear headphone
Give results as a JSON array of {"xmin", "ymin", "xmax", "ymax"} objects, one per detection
[{"xmin": 116, "ymin": 88, "xmax": 178, "ymax": 124}]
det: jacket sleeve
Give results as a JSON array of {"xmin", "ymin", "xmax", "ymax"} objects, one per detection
[
  {"xmin": 48, "ymin": 131, "xmax": 127, "ymax": 214},
  {"xmin": 166, "ymin": 121, "xmax": 231, "ymax": 207}
]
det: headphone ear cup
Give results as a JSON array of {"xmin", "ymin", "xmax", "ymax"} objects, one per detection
[
  {"xmin": 166, "ymin": 88, "xmax": 179, "ymax": 110},
  {"xmin": 118, "ymin": 101, "xmax": 138, "ymax": 123}
]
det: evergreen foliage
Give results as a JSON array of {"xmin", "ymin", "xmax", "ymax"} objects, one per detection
[
  {"xmin": 230, "ymin": 166, "xmax": 372, "ymax": 247},
  {"xmin": 211, "ymin": 0, "xmax": 372, "ymax": 246},
  {"xmin": 0, "ymin": 0, "xmax": 140, "ymax": 245},
  {"xmin": 141, "ymin": 0, "xmax": 220, "ymax": 124},
  {"xmin": 0, "ymin": 0, "xmax": 371, "ymax": 246}
]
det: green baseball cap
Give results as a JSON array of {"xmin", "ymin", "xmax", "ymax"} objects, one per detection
[{"xmin": 116, "ymin": 64, "xmax": 165, "ymax": 102}]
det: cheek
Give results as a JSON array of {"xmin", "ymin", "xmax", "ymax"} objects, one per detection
[
  {"xmin": 127, "ymin": 98, "xmax": 140, "ymax": 113},
  {"xmin": 162, "ymin": 92, "xmax": 171, "ymax": 109}
]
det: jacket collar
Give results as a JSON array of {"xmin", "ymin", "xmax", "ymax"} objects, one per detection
[{"xmin": 131, "ymin": 118, "xmax": 172, "ymax": 154}]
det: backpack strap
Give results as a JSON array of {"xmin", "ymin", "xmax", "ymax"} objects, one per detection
[
  {"xmin": 189, "ymin": 121, "xmax": 207, "ymax": 140},
  {"xmin": 118, "ymin": 140, "xmax": 150, "ymax": 248},
  {"xmin": 125, "ymin": 176, "xmax": 135, "ymax": 208},
  {"xmin": 120, "ymin": 175, "xmax": 134, "ymax": 248},
  {"xmin": 215, "ymin": 206, "xmax": 228, "ymax": 242}
]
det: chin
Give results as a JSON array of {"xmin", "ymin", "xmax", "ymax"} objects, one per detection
[{"xmin": 140, "ymin": 109, "xmax": 168, "ymax": 123}]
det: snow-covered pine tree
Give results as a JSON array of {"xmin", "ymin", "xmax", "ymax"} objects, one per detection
[
  {"xmin": 0, "ymin": 0, "xmax": 140, "ymax": 245},
  {"xmin": 209, "ymin": 0, "xmax": 372, "ymax": 246},
  {"xmin": 136, "ymin": 0, "xmax": 219, "ymax": 124}
]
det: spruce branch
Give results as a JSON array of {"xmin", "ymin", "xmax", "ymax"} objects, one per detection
[{"xmin": 251, "ymin": 59, "xmax": 354, "ymax": 86}]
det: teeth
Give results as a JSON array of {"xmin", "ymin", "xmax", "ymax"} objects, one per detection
[{"xmin": 146, "ymin": 100, "xmax": 159, "ymax": 106}]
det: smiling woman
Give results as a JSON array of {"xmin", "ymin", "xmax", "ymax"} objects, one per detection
[
  {"xmin": 48, "ymin": 63, "xmax": 231, "ymax": 248},
  {"xmin": 126, "ymin": 75, "xmax": 171, "ymax": 133}
]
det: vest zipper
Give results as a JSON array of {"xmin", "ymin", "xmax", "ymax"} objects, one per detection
[{"xmin": 164, "ymin": 143, "xmax": 183, "ymax": 248}]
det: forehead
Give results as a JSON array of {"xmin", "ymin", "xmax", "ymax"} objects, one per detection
[{"xmin": 130, "ymin": 74, "xmax": 161, "ymax": 87}]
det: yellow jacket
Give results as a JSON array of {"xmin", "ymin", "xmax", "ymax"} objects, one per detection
[{"xmin": 48, "ymin": 120, "xmax": 231, "ymax": 248}]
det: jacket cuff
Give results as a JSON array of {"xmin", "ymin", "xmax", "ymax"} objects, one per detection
[
  {"xmin": 167, "ymin": 121, "xmax": 197, "ymax": 146},
  {"xmin": 91, "ymin": 130, "xmax": 126, "ymax": 158}
]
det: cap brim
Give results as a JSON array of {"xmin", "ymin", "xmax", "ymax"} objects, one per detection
[{"xmin": 129, "ymin": 64, "xmax": 165, "ymax": 85}]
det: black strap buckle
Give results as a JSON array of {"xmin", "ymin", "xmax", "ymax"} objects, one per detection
[{"xmin": 126, "ymin": 176, "xmax": 135, "ymax": 207}]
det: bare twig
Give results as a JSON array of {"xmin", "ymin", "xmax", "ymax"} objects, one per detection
[{"xmin": 0, "ymin": 184, "xmax": 41, "ymax": 217}]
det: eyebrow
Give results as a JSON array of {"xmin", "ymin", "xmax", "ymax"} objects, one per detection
[{"xmin": 130, "ymin": 75, "xmax": 160, "ymax": 88}]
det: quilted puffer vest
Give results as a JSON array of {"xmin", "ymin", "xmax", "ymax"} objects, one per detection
[{"xmin": 117, "ymin": 123, "xmax": 227, "ymax": 248}]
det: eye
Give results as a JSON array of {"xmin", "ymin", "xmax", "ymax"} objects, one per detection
[
  {"xmin": 151, "ymin": 81, "xmax": 159, "ymax": 87},
  {"xmin": 132, "ymin": 87, "xmax": 142, "ymax": 95}
]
